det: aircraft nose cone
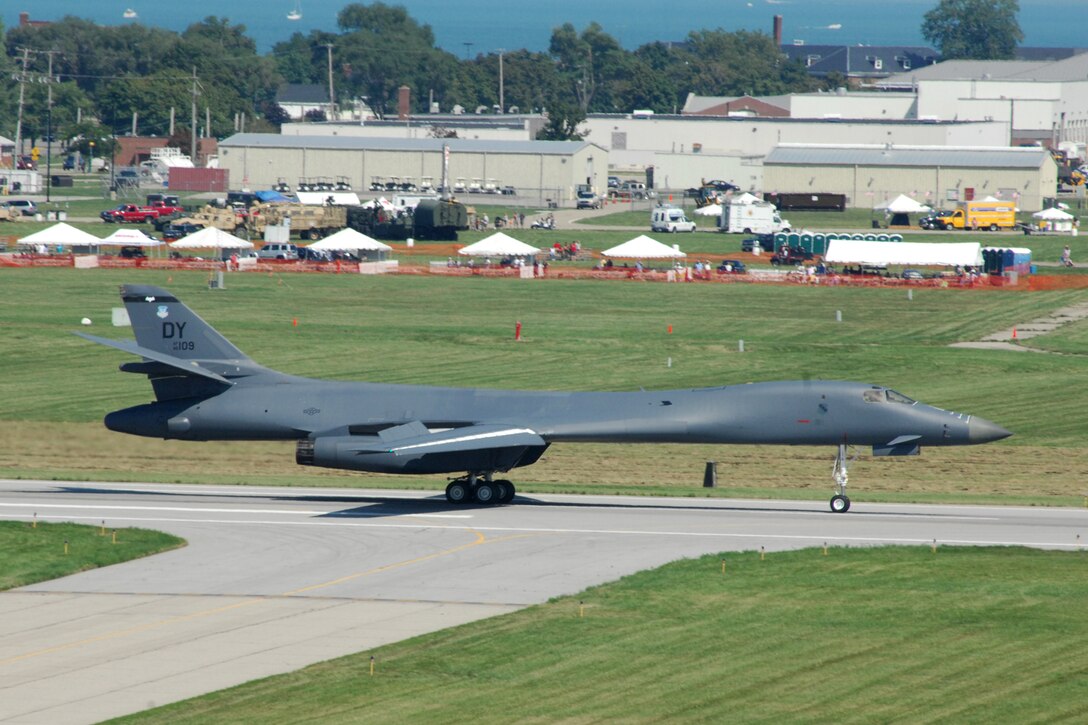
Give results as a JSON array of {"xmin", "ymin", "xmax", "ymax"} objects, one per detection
[{"xmin": 968, "ymin": 416, "xmax": 1012, "ymax": 443}]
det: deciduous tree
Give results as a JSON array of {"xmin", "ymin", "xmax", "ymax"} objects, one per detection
[{"xmin": 922, "ymin": 0, "xmax": 1022, "ymax": 60}]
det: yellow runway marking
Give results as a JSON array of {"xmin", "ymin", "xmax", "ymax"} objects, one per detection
[
  {"xmin": 0, "ymin": 528, "xmax": 492, "ymax": 668},
  {"xmin": 283, "ymin": 529, "xmax": 488, "ymax": 596}
]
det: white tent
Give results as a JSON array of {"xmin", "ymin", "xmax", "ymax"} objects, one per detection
[
  {"xmin": 296, "ymin": 191, "xmax": 362, "ymax": 206},
  {"xmin": 602, "ymin": 235, "xmax": 686, "ymax": 259},
  {"xmin": 169, "ymin": 226, "xmax": 253, "ymax": 249},
  {"xmin": 458, "ymin": 232, "xmax": 539, "ymax": 257},
  {"xmin": 1033, "ymin": 206, "xmax": 1075, "ymax": 232},
  {"xmin": 99, "ymin": 228, "xmax": 163, "ymax": 247},
  {"xmin": 875, "ymin": 194, "xmax": 932, "ymax": 214},
  {"xmin": 825, "ymin": 240, "xmax": 981, "ymax": 267},
  {"xmin": 732, "ymin": 192, "xmax": 761, "ymax": 205},
  {"xmin": 694, "ymin": 203, "xmax": 723, "ymax": 217},
  {"xmin": 307, "ymin": 228, "xmax": 393, "ymax": 253},
  {"xmin": 1033, "ymin": 207, "xmax": 1074, "ymax": 221},
  {"xmin": 16, "ymin": 222, "xmax": 100, "ymax": 248}
]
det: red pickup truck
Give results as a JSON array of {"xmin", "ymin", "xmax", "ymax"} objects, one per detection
[{"xmin": 100, "ymin": 202, "xmax": 184, "ymax": 224}]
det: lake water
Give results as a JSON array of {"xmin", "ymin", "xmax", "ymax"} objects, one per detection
[{"xmin": 7, "ymin": 0, "xmax": 1087, "ymax": 55}]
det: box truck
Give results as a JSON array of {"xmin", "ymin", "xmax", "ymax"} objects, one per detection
[
  {"xmin": 721, "ymin": 199, "xmax": 791, "ymax": 234},
  {"xmin": 939, "ymin": 201, "xmax": 1017, "ymax": 231}
]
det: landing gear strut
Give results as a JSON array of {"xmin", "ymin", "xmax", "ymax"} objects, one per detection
[
  {"xmin": 445, "ymin": 472, "xmax": 517, "ymax": 505},
  {"xmin": 830, "ymin": 443, "xmax": 851, "ymax": 513}
]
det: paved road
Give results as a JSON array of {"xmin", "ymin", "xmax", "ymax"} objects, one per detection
[{"xmin": 2, "ymin": 480, "xmax": 1086, "ymax": 723}]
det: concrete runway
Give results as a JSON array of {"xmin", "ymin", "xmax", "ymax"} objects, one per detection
[{"xmin": 2, "ymin": 479, "xmax": 1086, "ymax": 723}]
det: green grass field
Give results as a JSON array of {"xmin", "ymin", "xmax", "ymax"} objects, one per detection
[
  {"xmin": 0, "ymin": 267, "xmax": 1086, "ymax": 505},
  {"xmin": 0, "ymin": 520, "xmax": 185, "ymax": 591},
  {"xmin": 112, "ymin": 546, "xmax": 1088, "ymax": 723}
]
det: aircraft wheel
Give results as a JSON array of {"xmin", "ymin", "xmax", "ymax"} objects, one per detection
[
  {"xmin": 495, "ymin": 480, "xmax": 515, "ymax": 504},
  {"xmin": 446, "ymin": 481, "xmax": 470, "ymax": 505},
  {"xmin": 474, "ymin": 482, "xmax": 497, "ymax": 505},
  {"xmin": 830, "ymin": 494, "xmax": 851, "ymax": 513}
]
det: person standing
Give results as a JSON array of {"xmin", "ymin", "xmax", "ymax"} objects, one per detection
[{"xmin": 1061, "ymin": 245, "xmax": 1074, "ymax": 267}]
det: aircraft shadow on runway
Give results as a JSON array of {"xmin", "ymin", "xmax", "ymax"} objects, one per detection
[{"xmin": 35, "ymin": 485, "xmax": 974, "ymax": 520}]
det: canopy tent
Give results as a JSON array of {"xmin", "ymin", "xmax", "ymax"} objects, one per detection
[
  {"xmin": 825, "ymin": 240, "xmax": 981, "ymax": 267},
  {"xmin": 874, "ymin": 194, "xmax": 932, "ymax": 227},
  {"xmin": 458, "ymin": 232, "xmax": 540, "ymax": 257},
  {"xmin": 16, "ymin": 222, "xmax": 100, "ymax": 248},
  {"xmin": 694, "ymin": 203, "xmax": 722, "ymax": 217},
  {"xmin": 360, "ymin": 197, "xmax": 396, "ymax": 211},
  {"xmin": 296, "ymin": 191, "xmax": 361, "ymax": 206},
  {"xmin": 1033, "ymin": 207, "xmax": 1074, "ymax": 221},
  {"xmin": 99, "ymin": 228, "xmax": 163, "ymax": 247},
  {"xmin": 307, "ymin": 228, "xmax": 393, "ymax": 253},
  {"xmin": 254, "ymin": 190, "xmax": 292, "ymax": 203},
  {"xmin": 602, "ymin": 235, "xmax": 686, "ymax": 259},
  {"xmin": 169, "ymin": 226, "xmax": 253, "ymax": 249},
  {"xmin": 1033, "ymin": 206, "xmax": 1075, "ymax": 232},
  {"xmin": 874, "ymin": 194, "xmax": 932, "ymax": 214},
  {"xmin": 732, "ymin": 192, "xmax": 760, "ymax": 205}
]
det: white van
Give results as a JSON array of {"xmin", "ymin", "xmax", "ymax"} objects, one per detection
[
  {"xmin": 651, "ymin": 206, "xmax": 696, "ymax": 233},
  {"xmin": 257, "ymin": 243, "xmax": 299, "ymax": 260}
]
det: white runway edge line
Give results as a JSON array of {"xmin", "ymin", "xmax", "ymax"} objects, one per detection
[
  {"xmin": 4, "ymin": 512, "xmax": 1083, "ymax": 550},
  {"xmin": 0, "ymin": 502, "xmax": 472, "ymax": 519}
]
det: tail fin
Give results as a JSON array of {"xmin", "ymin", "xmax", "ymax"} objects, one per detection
[
  {"xmin": 79, "ymin": 285, "xmax": 262, "ymax": 402},
  {"xmin": 120, "ymin": 284, "xmax": 251, "ymax": 363}
]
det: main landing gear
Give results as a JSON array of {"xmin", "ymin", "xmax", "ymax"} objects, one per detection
[
  {"xmin": 830, "ymin": 443, "xmax": 852, "ymax": 513},
  {"xmin": 445, "ymin": 472, "xmax": 516, "ymax": 506}
]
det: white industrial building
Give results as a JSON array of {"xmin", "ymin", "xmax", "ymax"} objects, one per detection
[
  {"xmin": 762, "ymin": 145, "xmax": 1056, "ymax": 211},
  {"xmin": 217, "ymin": 134, "xmax": 607, "ymax": 202},
  {"xmin": 281, "ymin": 114, "xmax": 544, "ymax": 143},
  {"xmin": 580, "ymin": 113, "xmax": 1009, "ymax": 191},
  {"xmin": 874, "ymin": 55, "xmax": 1088, "ymax": 151}
]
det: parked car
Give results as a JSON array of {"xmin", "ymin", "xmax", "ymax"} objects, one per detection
[
  {"xmin": 607, "ymin": 176, "xmax": 621, "ymax": 189},
  {"xmin": 741, "ymin": 234, "xmax": 774, "ymax": 253},
  {"xmin": 162, "ymin": 222, "xmax": 205, "ymax": 242},
  {"xmin": 919, "ymin": 210, "xmax": 953, "ymax": 230},
  {"xmin": 576, "ymin": 191, "xmax": 602, "ymax": 210},
  {"xmin": 257, "ymin": 243, "xmax": 299, "ymax": 260},
  {"xmin": 716, "ymin": 259, "xmax": 747, "ymax": 274},
  {"xmin": 4, "ymin": 199, "xmax": 37, "ymax": 216}
]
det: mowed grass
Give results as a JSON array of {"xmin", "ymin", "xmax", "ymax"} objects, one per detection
[
  {"xmin": 0, "ymin": 520, "xmax": 185, "ymax": 591},
  {"xmin": 113, "ymin": 546, "xmax": 1088, "ymax": 723},
  {"xmin": 1, "ymin": 267, "xmax": 1087, "ymax": 503}
]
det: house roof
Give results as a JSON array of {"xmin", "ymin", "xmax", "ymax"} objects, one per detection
[
  {"xmin": 681, "ymin": 94, "xmax": 792, "ymax": 115},
  {"xmin": 220, "ymin": 133, "xmax": 602, "ymax": 155},
  {"xmin": 765, "ymin": 144, "xmax": 1050, "ymax": 169},
  {"xmin": 779, "ymin": 44, "xmax": 938, "ymax": 77},
  {"xmin": 878, "ymin": 54, "xmax": 1088, "ymax": 88},
  {"xmin": 276, "ymin": 83, "xmax": 329, "ymax": 104}
]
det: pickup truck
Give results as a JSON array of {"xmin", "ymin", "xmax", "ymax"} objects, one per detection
[{"xmin": 101, "ymin": 201, "xmax": 185, "ymax": 224}]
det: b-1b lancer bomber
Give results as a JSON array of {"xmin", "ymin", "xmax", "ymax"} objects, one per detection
[{"xmin": 80, "ymin": 285, "xmax": 1011, "ymax": 512}]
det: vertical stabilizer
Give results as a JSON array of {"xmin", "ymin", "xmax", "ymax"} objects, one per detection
[{"xmin": 120, "ymin": 284, "xmax": 251, "ymax": 363}]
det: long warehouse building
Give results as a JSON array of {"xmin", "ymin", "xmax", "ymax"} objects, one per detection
[
  {"xmin": 762, "ymin": 144, "xmax": 1056, "ymax": 211},
  {"xmin": 217, "ymin": 134, "xmax": 609, "ymax": 203}
]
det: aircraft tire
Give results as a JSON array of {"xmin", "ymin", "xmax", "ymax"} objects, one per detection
[
  {"xmin": 830, "ymin": 494, "xmax": 851, "ymax": 513},
  {"xmin": 495, "ymin": 480, "xmax": 515, "ymax": 504},
  {"xmin": 446, "ymin": 481, "xmax": 470, "ymax": 505},
  {"xmin": 474, "ymin": 482, "xmax": 497, "ymax": 505}
]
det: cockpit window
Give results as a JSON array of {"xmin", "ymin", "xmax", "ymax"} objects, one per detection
[
  {"xmin": 862, "ymin": 388, "xmax": 917, "ymax": 404},
  {"xmin": 885, "ymin": 389, "xmax": 916, "ymax": 405}
]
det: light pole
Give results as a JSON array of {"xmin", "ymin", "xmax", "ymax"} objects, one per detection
[{"xmin": 88, "ymin": 140, "xmax": 94, "ymax": 173}]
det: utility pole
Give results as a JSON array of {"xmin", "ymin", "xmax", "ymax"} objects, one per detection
[
  {"xmin": 13, "ymin": 47, "xmax": 31, "ymax": 168},
  {"xmin": 44, "ymin": 49, "xmax": 59, "ymax": 202},
  {"xmin": 190, "ymin": 68, "xmax": 200, "ymax": 166},
  {"xmin": 498, "ymin": 49, "xmax": 505, "ymax": 114},
  {"xmin": 323, "ymin": 43, "xmax": 336, "ymax": 121}
]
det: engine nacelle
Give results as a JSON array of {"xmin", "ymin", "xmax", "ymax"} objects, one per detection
[{"xmin": 296, "ymin": 435, "xmax": 547, "ymax": 475}]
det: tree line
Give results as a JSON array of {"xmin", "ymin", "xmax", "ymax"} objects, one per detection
[{"xmin": 1, "ymin": 0, "xmax": 1020, "ymax": 154}]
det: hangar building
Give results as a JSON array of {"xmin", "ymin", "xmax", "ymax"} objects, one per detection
[
  {"xmin": 217, "ymin": 134, "xmax": 607, "ymax": 202},
  {"xmin": 762, "ymin": 144, "xmax": 1056, "ymax": 211}
]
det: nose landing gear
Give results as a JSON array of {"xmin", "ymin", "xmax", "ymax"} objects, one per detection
[{"xmin": 830, "ymin": 443, "xmax": 852, "ymax": 513}]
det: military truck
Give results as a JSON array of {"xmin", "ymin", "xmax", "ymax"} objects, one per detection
[
  {"xmin": 346, "ymin": 198, "xmax": 469, "ymax": 241},
  {"xmin": 248, "ymin": 202, "xmax": 347, "ymax": 240}
]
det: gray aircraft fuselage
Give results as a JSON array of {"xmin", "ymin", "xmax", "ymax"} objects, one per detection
[{"xmin": 82, "ymin": 284, "xmax": 1010, "ymax": 506}]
